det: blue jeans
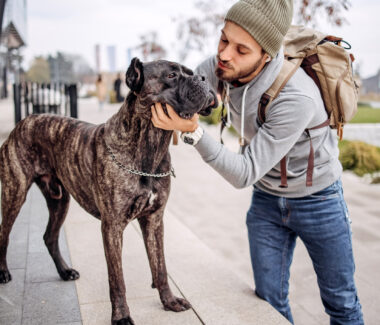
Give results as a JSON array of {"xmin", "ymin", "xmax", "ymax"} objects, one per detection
[{"xmin": 246, "ymin": 180, "xmax": 364, "ymax": 324}]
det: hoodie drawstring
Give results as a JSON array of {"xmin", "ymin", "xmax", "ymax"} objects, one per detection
[{"xmin": 240, "ymin": 84, "xmax": 249, "ymax": 148}]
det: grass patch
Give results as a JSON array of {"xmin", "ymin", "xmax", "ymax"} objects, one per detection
[{"xmin": 349, "ymin": 105, "xmax": 380, "ymax": 123}]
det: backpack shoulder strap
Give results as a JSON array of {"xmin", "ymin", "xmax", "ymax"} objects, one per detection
[
  {"xmin": 257, "ymin": 58, "xmax": 303, "ymax": 125},
  {"xmin": 257, "ymin": 58, "xmax": 303, "ymax": 189}
]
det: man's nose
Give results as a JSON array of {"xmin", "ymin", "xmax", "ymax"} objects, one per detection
[{"xmin": 219, "ymin": 45, "xmax": 233, "ymax": 62}]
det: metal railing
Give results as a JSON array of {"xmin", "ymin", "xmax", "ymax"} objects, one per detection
[{"xmin": 13, "ymin": 82, "xmax": 78, "ymax": 124}]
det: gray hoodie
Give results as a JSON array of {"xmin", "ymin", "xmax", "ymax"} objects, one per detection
[{"xmin": 194, "ymin": 48, "xmax": 342, "ymax": 197}]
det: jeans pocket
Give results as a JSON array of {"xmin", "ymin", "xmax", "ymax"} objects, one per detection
[{"xmin": 308, "ymin": 180, "xmax": 341, "ymax": 200}]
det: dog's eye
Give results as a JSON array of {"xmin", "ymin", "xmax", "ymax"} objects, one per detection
[{"xmin": 167, "ymin": 73, "xmax": 177, "ymax": 79}]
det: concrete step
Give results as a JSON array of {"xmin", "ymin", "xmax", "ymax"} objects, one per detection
[{"xmin": 64, "ymin": 195, "xmax": 289, "ymax": 325}]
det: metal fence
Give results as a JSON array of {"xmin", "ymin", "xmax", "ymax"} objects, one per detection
[{"xmin": 13, "ymin": 83, "xmax": 78, "ymax": 124}]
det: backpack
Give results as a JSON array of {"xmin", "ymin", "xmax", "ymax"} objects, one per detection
[{"xmin": 253, "ymin": 25, "xmax": 358, "ymax": 188}]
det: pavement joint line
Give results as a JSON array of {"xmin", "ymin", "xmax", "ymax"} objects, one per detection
[
  {"xmin": 130, "ymin": 219, "xmax": 206, "ymax": 325},
  {"xmin": 21, "ymin": 193, "xmax": 32, "ymax": 324},
  {"xmin": 0, "ymin": 293, "xmax": 15, "ymax": 306},
  {"xmin": 167, "ymin": 272, "xmax": 206, "ymax": 325}
]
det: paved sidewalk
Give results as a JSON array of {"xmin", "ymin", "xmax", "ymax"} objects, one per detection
[{"xmin": 0, "ymin": 185, "xmax": 81, "ymax": 325}]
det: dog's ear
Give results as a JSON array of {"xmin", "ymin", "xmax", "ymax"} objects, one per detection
[
  {"xmin": 126, "ymin": 57, "xmax": 144, "ymax": 93},
  {"xmin": 180, "ymin": 64, "xmax": 194, "ymax": 76}
]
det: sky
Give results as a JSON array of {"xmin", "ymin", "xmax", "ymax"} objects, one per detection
[{"xmin": 22, "ymin": 0, "xmax": 380, "ymax": 78}]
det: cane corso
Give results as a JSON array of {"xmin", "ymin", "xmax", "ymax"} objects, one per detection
[{"xmin": 0, "ymin": 57, "xmax": 218, "ymax": 324}]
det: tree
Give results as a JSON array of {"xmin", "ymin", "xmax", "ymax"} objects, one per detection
[
  {"xmin": 175, "ymin": 0, "xmax": 352, "ymax": 64},
  {"xmin": 295, "ymin": 0, "xmax": 352, "ymax": 27},
  {"xmin": 26, "ymin": 56, "xmax": 50, "ymax": 83},
  {"xmin": 174, "ymin": 0, "xmax": 234, "ymax": 63},
  {"xmin": 135, "ymin": 31, "xmax": 167, "ymax": 61}
]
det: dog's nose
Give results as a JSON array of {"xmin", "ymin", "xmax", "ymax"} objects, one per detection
[
  {"xmin": 179, "ymin": 112, "xmax": 193, "ymax": 119},
  {"xmin": 195, "ymin": 75, "xmax": 206, "ymax": 82}
]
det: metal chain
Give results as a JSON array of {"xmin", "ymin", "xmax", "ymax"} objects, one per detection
[{"xmin": 106, "ymin": 146, "xmax": 175, "ymax": 178}]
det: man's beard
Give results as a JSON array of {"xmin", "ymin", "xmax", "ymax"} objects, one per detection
[{"xmin": 215, "ymin": 54, "xmax": 264, "ymax": 82}]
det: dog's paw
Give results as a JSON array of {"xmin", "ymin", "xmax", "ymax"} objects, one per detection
[
  {"xmin": 112, "ymin": 316, "xmax": 135, "ymax": 325},
  {"xmin": 60, "ymin": 268, "xmax": 80, "ymax": 281},
  {"xmin": 0, "ymin": 270, "xmax": 12, "ymax": 283},
  {"xmin": 163, "ymin": 296, "xmax": 192, "ymax": 312}
]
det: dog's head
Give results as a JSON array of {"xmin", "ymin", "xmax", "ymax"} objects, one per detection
[{"xmin": 126, "ymin": 57, "xmax": 218, "ymax": 119}]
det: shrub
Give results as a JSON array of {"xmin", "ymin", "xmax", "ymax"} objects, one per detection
[
  {"xmin": 199, "ymin": 103, "xmax": 237, "ymax": 135},
  {"xmin": 200, "ymin": 103, "xmax": 223, "ymax": 125},
  {"xmin": 372, "ymin": 176, "xmax": 380, "ymax": 184},
  {"xmin": 109, "ymin": 90, "xmax": 117, "ymax": 104},
  {"xmin": 338, "ymin": 140, "xmax": 380, "ymax": 176}
]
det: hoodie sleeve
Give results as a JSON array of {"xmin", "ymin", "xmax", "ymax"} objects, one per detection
[{"xmin": 194, "ymin": 93, "xmax": 315, "ymax": 189}]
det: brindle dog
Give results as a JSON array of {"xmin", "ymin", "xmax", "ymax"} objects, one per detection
[{"xmin": 0, "ymin": 57, "xmax": 217, "ymax": 325}]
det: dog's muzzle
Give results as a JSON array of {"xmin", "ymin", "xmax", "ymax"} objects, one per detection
[{"xmin": 179, "ymin": 76, "xmax": 218, "ymax": 119}]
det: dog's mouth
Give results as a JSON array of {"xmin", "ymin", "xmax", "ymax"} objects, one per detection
[
  {"xmin": 177, "ymin": 90, "xmax": 218, "ymax": 120},
  {"xmin": 198, "ymin": 90, "xmax": 218, "ymax": 117}
]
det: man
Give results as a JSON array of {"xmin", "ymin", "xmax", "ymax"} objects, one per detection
[{"xmin": 151, "ymin": 0, "xmax": 364, "ymax": 324}]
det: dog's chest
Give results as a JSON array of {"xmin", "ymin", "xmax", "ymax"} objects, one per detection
[
  {"xmin": 148, "ymin": 191, "xmax": 158, "ymax": 206},
  {"xmin": 123, "ymin": 184, "xmax": 166, "ymax": 220}
]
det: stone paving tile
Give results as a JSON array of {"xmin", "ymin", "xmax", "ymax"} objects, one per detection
[
  {"xmin": 0, "ymin": 269, "xmax": 25, "ymax": 325},
  {"xmin": 0, "ymin": 185, "xmax": 82, "ymax": 325},
  {"xmin": 186, "ymin": 290, "xmax": 289, "ymax": 325},
  {"xmin": 22, "ymin": 281, "xmax": 81, "ymax": 325},
  {"xmin": 7, "ymin": 223, "xmax": 29, "ymax": 270},
  {"xmin": 25, "ymin": 251, "xmax": 71, "ymax": 283},
  {"xmin": 80, "ymin": 298, "xmax": 201, "ymax": 325}
]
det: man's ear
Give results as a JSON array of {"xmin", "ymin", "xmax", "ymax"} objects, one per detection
[{"xmin": 126, "ymin": 57, "xmax": 144, "ymax": 93}]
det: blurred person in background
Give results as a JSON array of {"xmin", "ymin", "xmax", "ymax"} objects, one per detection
[
  {"xmin": 114, "ymin": 73, "xmax": 124, "ymax": 103},
  {"xmin": 95, "ymin": 74, "xmax": 107, "ymax": 110}
]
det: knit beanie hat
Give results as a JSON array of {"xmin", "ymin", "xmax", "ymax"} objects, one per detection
[{"xmin": 225, "ymin": 0, "xmax": 293, "ymax": 58}]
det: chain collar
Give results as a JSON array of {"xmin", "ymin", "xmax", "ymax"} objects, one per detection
[{"xmin": 106, "ymin": 145, "xmax": 175, "ymax": 178}]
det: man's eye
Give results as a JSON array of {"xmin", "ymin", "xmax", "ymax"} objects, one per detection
[
  {"xmin": 168, "ymin": 73, "xmax": 177, "ymax": 78},
  {"xmin": 221, "ymin": 38, "xmax": 228, "ymax": 43}
]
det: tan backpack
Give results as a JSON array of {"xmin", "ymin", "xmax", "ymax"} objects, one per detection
[{"xmin": 257, "ymin": 25, "xmax": 359, "ymax": 188}]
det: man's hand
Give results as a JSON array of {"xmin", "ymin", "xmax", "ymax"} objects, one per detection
[{"xmin": 151, "ymin": 103, "xmax": 199, "ymax": 132}]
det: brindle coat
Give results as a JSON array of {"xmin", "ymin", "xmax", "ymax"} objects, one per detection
[{"xmin": 0, "ymin": 57, "xmax": 217, "ymax": 325}]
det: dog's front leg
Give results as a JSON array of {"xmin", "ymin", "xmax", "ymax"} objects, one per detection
[
  {"xmin": 101, "ymin": 220, "xmax": 135, "ymax": 325},
  {"xmin": 138, "ymin": 212, "xmax": 191, "ymax": 312}
]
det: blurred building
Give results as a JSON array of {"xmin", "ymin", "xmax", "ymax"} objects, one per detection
[
  {"xmin": 95, "ymin": 44, "xmax": 100, "ymax": 73},
  {"xmin": 107, "ymin": 45, "xmax": 116, "ymax": 73},
  {"xmin": 0, "ymin": 0, "xmax": 27, "ymax": 98},
  {"xmin": 48, "ymin": 52, "xmax": 74, "ymax": 84},
  {"xmin": 361, "ymin": 71, "xmax": 380, "ymax": 95},
  {"xmin": 47, "ymin": 52, "xmax": 94, "ymax": 84}
]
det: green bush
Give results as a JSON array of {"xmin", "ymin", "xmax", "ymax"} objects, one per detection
[
  {"xmin": 200, "ymin": 103, "xmax": 223, "ymax": 125},
  {"xmin": 338, "ymin": 140, "xmax": 380, "ymax": 176},
  {"xmin": 372, "ymin": 176, "xmax": 380, "ymax": 184},
  {"xmin": 109, "ymin": 90, "xmax": 117, "ymax": 104},
  {"xmin": 200, "ymin": 103, "xmax": 237, "ymax": 135}
]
